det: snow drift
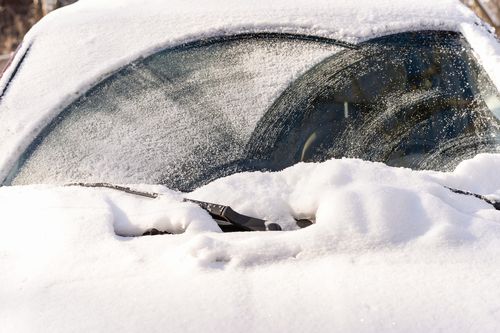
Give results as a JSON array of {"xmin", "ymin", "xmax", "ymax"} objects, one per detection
[{"xmin": 1, "ymin": 156, "xmax": 500, "ymax": 332}]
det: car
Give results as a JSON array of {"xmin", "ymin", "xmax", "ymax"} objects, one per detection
[{"xmin": 1, "ymin": 0, "xmax": 500, "ymax": 332}]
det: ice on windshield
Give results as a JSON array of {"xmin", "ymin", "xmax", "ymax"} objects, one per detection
[
  {"xmin": 9, "ymin": 32, "xmax": 500, "ymax": 190},
  {"xmin": 10, "ymin": 37, "xmax": 342, "ymax": 189},
  {"xmin": 248, "ymin": 32, "xmax": 500, "ymax": 173}
]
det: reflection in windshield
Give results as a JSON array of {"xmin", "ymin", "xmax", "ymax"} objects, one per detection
[
  {"xmin": 8, "ymin": 32, "xmax": 500, "ymax": 191},
  {"xmin": 247, "ymin": 32, "xmax": 500, "ymax": 172}
]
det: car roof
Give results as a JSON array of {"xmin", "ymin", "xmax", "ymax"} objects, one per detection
[{"xmin": 0, "ymin": 0, "xmax": 498, "ymax": 183}]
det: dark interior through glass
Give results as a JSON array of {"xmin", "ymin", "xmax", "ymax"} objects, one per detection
[
  {"xmin": 7, "ymin": 31, "xmax": 500, "ymax": 191},
  {"xmin": 247, "ymin": 32, "xmax": 500, "ymax": 172}
]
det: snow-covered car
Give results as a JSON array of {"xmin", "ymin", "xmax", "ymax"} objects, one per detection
[{"xmin": 1, "ymin": 0, "xmax": 500, "ymax": 332}]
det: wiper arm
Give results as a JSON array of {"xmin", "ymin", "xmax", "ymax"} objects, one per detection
[
  {"xmin": 184, "ymin": 198, "xmax": 281, "ymax": 231},
  {"xmin": 67, "ymin": 182, "xmax": 309, "ymax": 232}
]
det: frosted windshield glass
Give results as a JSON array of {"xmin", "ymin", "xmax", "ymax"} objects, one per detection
[
  {"xmin": 10, "ymin": 32, "xmax": 500, "ymax": 190},
  {"xmin": 10, "ymin": 36, "xmax": 343, "ymax": 189},
  {"xmin": 248, "ymin": 32, "xmax": 500, "ymax": 172}
]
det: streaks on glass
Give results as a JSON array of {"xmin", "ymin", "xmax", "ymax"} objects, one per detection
[
  {"xmin": 247, "ymin": 31, "xmax": 500, "ymax": 172},
  {"xmin": 10, "ymin": 35, "xmax": 341, "ymax": 190},
  {"xmin": 9, "ymin": 32, "xmax": 500, "ymax": 191}
]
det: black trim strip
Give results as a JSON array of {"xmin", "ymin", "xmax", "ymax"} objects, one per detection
[
  {"xmin": 0, "ymin": 44, "xmax": 31, "ymax": 101},
  {"xmin": 168, "ymin": 32, "xmax": 359, "ymax": 51}
]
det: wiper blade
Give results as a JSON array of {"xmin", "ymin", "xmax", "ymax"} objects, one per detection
[
  {"xmin": 445, "ymin": 186, "xmax": 500, "ymax": 210},
  {"xmin": 69, "ymin": 182, "xmax": 159, "ymax": 198},
  {"xmin": 66, "ymin": 182, "xmax": 299, "ymax": 232},
  {"xmin": 184, "ymin": 198, "xmax": 281, "ymax": 231}
]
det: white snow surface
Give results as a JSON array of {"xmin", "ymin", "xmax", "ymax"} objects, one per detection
[
  {"xmin": 1, "ymin": 1, "xmax": 500, "ymax": 331},
  {"xmin": 1, "ymin": 155, "xmax": 500, "ymax": 332},
  {"xmin": 0, "ymin": 0, "xmax": 500, "ymax": 182}
]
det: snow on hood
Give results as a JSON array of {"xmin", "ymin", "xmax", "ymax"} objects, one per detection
[
  {"xmin": 1, "ymin": 156, "xmax": 500, "ymax": 331},
  {"xmin": 0, "ymin": 2, "xmax": 499, "ymax": 329},
  {"xmin": 0, "ymin": 0, "xmax": 499, "ymax": 183}
]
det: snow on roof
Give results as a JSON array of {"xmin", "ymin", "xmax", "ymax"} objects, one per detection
[{"xmin": 0, "ymin": 0, "xmax": 499, "ymax": 182}]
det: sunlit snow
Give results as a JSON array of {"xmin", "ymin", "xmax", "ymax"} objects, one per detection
[
  {"xmin": 1, "ymin": 0, "xmax": 500, "ymax": 331},
  {"xmin": 1, "ymin": 156, "xmax": 500, "ymax": 331}
]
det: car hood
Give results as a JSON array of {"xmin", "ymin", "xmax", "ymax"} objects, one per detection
[{"xmin": 1, "ymin": 156, "xmax": 500, "ymax": 331}]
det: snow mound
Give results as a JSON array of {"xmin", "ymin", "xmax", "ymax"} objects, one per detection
[
  {"xmin": 184, "ymin": 155, "xmax": 500, "ymax": 265},
  {"xmin": 2, "ymin": 156, "xmax": 499, "ymax": 266},
  {"xmin": 1, "ymin": 156, "xmax": 500, "ymax": 331}
]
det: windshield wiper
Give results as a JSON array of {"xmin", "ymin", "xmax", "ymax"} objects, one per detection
[
  {"xmin": 183, "ymin": 198, "xmax": 281, "ymax": 232},
  {"xmin": 67, "ymin": 182, "xmax": 312, "ymax": 232},
  {"xmin": 445, "ymin": 186, "xmax": 500, "ymax": 210},
  {"xmin": 63, "ymin": 182, "xmax": 499, "ymax": 234}
]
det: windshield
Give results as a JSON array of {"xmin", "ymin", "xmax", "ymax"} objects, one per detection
[{"xmin": 8, "ymin": 31, "xmax": 500, "ymax": 191}]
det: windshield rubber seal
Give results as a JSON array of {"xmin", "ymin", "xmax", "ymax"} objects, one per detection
[{"xmin": 0, "ymin": 43, "xmax": 31, "ymax": 102}]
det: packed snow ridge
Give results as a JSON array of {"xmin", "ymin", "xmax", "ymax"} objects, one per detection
[
  {"xmin": 2, "ymin": 155, "xmax": 499, "ymax": 264},
  {"xmin": 1, "ymin": 156, "xmax": 500, "ymax": 332}
]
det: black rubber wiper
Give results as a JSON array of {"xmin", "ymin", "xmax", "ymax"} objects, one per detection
[
  {"xmin": 67, "ymin": 182, "xmax": 311, "ymax": 233},
  {"xmin": 183, "ymin": 198, "xmax": 281, "ymax": 232},
  {"xmin": 445, "ymin": 186, "xmax": 500, "ymax": 210}
]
